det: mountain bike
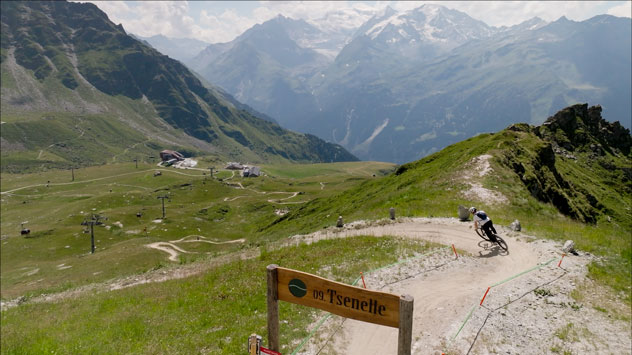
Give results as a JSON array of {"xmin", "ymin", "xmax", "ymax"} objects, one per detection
[{"xmin": 475, "ymin": 227, "xmax": 508, "ymax": 251}]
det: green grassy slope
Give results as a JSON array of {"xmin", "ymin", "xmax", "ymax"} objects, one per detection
[
  {"xmin": 0, "ymin": 236, "xmax": 434, "ymax": 354},
  {"xmin": 0, "ymin": 161, "xmax": 394, "ymax": 299},
  {"xmin": 262, "ymin": 105, "xmax": 631, "ymax": 302},
  {"xmin": 0, "ymin": 105, "xmax": 629, "ymax": 354},
  {"xmin": 0, "ymin": 1, "xmax": 356, "ymax": 173}
]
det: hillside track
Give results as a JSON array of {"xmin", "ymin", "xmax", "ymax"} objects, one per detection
[
  {"xmin": 287, "ymin": 218, "xmax": 623, "ymax": 355},
  {"xmin": 338, "ymin": 222, "xmax": 535, "ymax": 354},
  {"xmin": 146, "ymin": 235, "xmax": 246, "ymax": 262},
  {"xmin": 3, "ymin": 218, "xmax": 628, "ymax": 354}
]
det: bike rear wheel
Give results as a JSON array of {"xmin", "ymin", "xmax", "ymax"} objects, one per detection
[
  {"xmin": 475, "ymin": 228, "xmax": 491, "ymax": 241},
  {"xmin": 494, "ymin": 235, "xmax": 508, "ymax": 251}
]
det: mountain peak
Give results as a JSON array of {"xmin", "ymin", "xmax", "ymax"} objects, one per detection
[
  {"xmin": 538, "ymin": 104, "xmax": 631, "ymax": 155},
  {"xmin": 414, "ymin": 3, "xmax": 445, "ymax": 14},
  {"xmin": 377, "ymin": 5, "xmax": 397, "ymax": 18},
  {"xmin": 555, "ymin": 15, "xmax": 572, "ymax": 23},
  {"xmin": 498, "ymin": 16, "xmax": 548, "ymax": 32},
  {"xmin": 360, "ymin": 3, "xmax": 493, "ymax": 46}
]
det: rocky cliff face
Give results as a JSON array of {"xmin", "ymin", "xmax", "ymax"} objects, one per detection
[
  {"xmin": 502, "ymin": 104, "xmax": 630, "ymax": 224},
  {"xmin": 537, "ymin": 104, "xmax": 631, "ymax": 156}
]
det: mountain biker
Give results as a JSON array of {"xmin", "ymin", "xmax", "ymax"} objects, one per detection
[{"xmin": 469, "ymin": 207, "xmax": 498, "ymax": 242}]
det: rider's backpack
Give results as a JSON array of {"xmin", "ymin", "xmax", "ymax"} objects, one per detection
[{"xmin": 475, "ymin": 211, "xmax": 488, "ymax": 220}]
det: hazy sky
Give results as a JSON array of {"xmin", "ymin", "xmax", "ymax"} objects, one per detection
[{"xmin": 85, "ymin": 1, "xmax": 632, "ymax": 43}]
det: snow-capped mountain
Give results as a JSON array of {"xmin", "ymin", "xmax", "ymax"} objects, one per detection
[
  {"xmin": 181, "ymin": 4, "xmax": 629, "ymax": 164},
  {"xmin": 497, "ymin": 16, "xmax": 549, "ymax": 34},
  {"xmin": 350, "ymin": 4, "xmax": 496, "ymax": 61},
  {"xmin": 305, "ymin": 6, "xmax": 380, "ymax": 58}
]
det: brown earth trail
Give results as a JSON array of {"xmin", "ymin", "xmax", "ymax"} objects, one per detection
[{"xmin": 289, "ymin": 218, "xmax": 629, "ymax": 355}]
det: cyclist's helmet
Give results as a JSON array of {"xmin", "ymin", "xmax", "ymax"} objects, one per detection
[{"xmin": 469, "ymin": 207, "xmax": 477, "ymax": 214}]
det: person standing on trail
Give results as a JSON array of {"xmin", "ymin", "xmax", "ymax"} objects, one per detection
[{"xmin": 469, "ymin": 207, "xmax": 498, "ymax": 241}]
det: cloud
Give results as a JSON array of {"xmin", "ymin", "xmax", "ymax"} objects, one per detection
[
  {"xmin": 81, "ymin": 1, "xmax": 207, "ymax": 40},
  {"xmin": 84, "ymin": 0, "xmax": 629, "ymax": 43},
  {"xmin": 199, "ymin": 9, "xmax": 261, "ymax": 43},
  {"xmin": 251, "ymin": 1, "xmax": 387, "ymax": 32},
  {"xmin": 81, "ymin": 1, "xmax": 131, "ymax": 23},
  {"xmin": 608, "ymin": 1, "xmax": 632, "ymax": 18},
  {"xmin": 124, "ymin": 1, "xmax": 196, "ymax": 38}
]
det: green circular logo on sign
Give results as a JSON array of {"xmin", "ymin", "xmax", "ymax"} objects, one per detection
[{"xmin": 288, "ymin": 278, "xmax": 307, "ymax": 298}]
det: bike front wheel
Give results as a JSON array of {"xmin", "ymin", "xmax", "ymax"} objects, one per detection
[{"xmin": 495, "ymin": 235, "xmax": 508, "ymax": 251}]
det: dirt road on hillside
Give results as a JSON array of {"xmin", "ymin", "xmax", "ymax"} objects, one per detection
[
  {"xmin": 2, "ymin": 218, "xmax": 629, "ymax": 354},
  {"xmin": 289, "ymin": 218, "xmax": 630, "ymax": 355}
]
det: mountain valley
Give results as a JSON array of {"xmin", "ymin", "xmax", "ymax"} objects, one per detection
[
  {"xmin": 0, "ymin": 1, "xmax": 357, "ymax": 173},
  {"xmin": 1, "ymin": 2, "xmax": 630, "ymax": 354},
  {"xmin": 176, "ymin": 4, "xmax": 631, "ymax": 163}
]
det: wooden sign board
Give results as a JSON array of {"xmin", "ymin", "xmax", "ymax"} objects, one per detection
[
  {"xmin": 267, "ymin": 264, "xmax": 414, "ymax": 355},
  {"xmin": 277, "ymin": 266, "xmax": 400, "ymax": 327}
]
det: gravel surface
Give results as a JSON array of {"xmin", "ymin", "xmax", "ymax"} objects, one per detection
[{"xmin": 288, "ymin": 218, "xmax": 631, "ymax": 355}]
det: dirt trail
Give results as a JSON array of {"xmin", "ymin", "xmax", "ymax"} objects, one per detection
[
  {"xmin": 2, "ymin": 218, "xmax": 628, "ymax": 354},
  {"xmin": 290, "ymin": 219, "xmax": 537, "ymax": 353},
  {"xmin": 289, "ymin": 218, "xmax": 630, "ymax": 355},
  {"xmin": 146, "ymin": 235, "xmax": 246, "ymax": 262}
]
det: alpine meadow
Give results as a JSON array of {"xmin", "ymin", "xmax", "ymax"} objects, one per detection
[{"xmin": 1, "ymin": 2, "xmax": 630, "ymax": 355}]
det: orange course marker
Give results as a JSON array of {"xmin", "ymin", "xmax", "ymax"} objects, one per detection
[
  {"xmin": 360, "ymin": 272, "xmax": 367, "ymax": 289},
  {"xmin": 452, "ymin": 244, "xmax": 458, "ymax": 259},
  {"xmin": 558, "ymin": 253, "xmax": 566, "ymax": 267},
  {"xmin": 480, "ymin": 286, "xmax": 491, "ymax": 306}
]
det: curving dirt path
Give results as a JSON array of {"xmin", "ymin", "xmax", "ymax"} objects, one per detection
[
  {"xmin": 145, "ymin": 235, "xmax": 246, "ymax": 262},
  {"xmin": 288, "ymin": 218, "xmax": 628, "ymax": 355},
  {"xmin": 3, "ymin": 217, "xmax": 628, "ymax": 354},
  {"xmin": 289, "ymin": 219, "xmax": 536, "ymax": 352},
  {"xmin": 339, "ymin": 222, "xmax": 534, "ymax": 354}
]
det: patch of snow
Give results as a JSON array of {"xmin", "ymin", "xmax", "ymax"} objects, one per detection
[{"xmin": 352, "ymin": 118, "xmax": 390, "ymax": 154}]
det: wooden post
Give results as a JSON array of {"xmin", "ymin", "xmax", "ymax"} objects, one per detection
[
  {"xmin": 248, "ymin": 334, "xmax": 261, "ymax": 355},
  {"xmin": 267, "ymin": 264, "xmax": 280, "ymax": 352},
  {"xmin": 398, "ymin": 294, "xmax": 414, "ymax": 355},
  {"xmin": 390, "ymin": 207, "xmax": 395, "ymax": 220}
]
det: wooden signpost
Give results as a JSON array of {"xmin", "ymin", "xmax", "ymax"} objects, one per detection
[{"xmin": 267, "ymin": 264, "xmax": 414, "ymax": 354}]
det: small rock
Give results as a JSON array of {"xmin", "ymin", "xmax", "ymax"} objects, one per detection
[
  {"xmin": 336, "ymin": 216, "xmax": 344, "ymax": 228},
  {"xmin": 562, "ymin": 240, "xmax": 576, "ymax": 254},
  {"xmin": 510, "ymin": 219, "xmax": 521, "ymax": 231},
  {"xmin": 457, "ymin": 205, "xmax": 470, "ymax": 221}
]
